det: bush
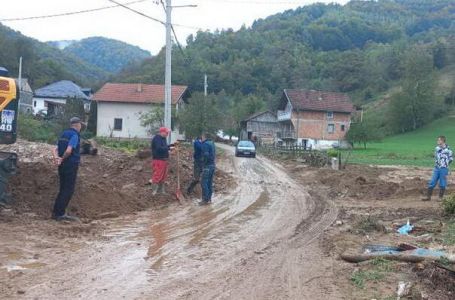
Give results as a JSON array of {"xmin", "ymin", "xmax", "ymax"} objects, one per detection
[
  {"xmin": 442, "ymin": 194, "xmax": 455, "ymax": 215},
  {"xmin": 18, "ymin": 113, "xmax": 60, "ymax": 144},
  {"xmin": 327, "ymin": 149, "xmax": 339, "ymax": 158},
  {"xmin": 95, "ymin": 137, "xmax": 149, "ymax": 153}
]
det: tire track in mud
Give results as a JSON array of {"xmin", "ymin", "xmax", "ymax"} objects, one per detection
[{"xmin": 183, "ymin": 147, "xmax": 340, "ymax": 300}]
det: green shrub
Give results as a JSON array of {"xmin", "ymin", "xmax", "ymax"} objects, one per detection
[
  {"xmin": 95, "ymin": 137, "xmax": 149, "ymax": 153},
  {"xmin": 18, "ymin": 113, "xmax": 60, "ymax": 144},
  {"xmin": 442, "ymin": 194, "xmax": 455, "ymax": 215},
  {"xmin": 327, "ymin": 149, "xmax": 339, "ymax": 158}
]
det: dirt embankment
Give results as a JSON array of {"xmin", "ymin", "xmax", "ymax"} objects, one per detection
[
  {"xmin": 0, "ymin": 140, "xmax": 234, "ymax": 221},
  {"xmin": 287, "ymin": 162, "xmax": 455, "ymax": 299}
]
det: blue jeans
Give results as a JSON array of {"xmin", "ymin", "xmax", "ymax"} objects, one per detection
[
  {"xmin": 428, "ymin": 167, "xmax": 449, "ymax": 189},
  {"xmin": 201, "ymin": 165, "xmax": 215, "ymax": 201},
  {"xmin": 53, "ymin": 162, "xmax": 79, "ymax": 217}
]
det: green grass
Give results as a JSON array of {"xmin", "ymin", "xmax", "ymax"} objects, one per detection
[
  {"xmin": 348, "ymin": 116, "xmax": 455, "ymax": 167},
  {"xmin": 351, "ymin": 270, "xmax": 385, "ymax": 289},
  {"xmin": 442, "ymin": 221, "xmax": 455, "ymax": 246},
  {"xmin": 350, "ymin": 258, "xmax": 393, "ymax": 289}
]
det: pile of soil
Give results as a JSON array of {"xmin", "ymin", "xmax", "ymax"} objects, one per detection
[
  {"xmin": 1, "ymin": 140, "xmax": 235, "ymax": 221},
  {"xmin": 318, "ymin": 166, "xmax": 402, "ymax": 200}
]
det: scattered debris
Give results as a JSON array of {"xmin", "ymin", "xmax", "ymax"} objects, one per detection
[
  {"xmin": 397, "ymin": 281, "xmax": 412, "ymax": 299},
  {"xmin": 397, "ymin": 220, "xmax": 413, "ymax": 235}
]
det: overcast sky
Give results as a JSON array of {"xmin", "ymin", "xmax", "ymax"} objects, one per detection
[{"xmin": 1, "ymin": 0, "xmax": 348, "ymax": 54}]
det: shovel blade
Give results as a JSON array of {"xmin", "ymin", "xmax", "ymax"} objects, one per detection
[{"xmin": 175, "ymin": 189, "xmax": 185, "ymax": 203}]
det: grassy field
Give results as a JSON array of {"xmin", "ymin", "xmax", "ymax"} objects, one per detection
[{"xmin": 347, "ymin": 115, "xmax": 455, "ymax": 167}]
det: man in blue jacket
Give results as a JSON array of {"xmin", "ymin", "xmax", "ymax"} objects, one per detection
[
  {"xmin": 52, "ymin": 117, "xmax": 83, "ymax": 221},
  {"xmin": 186, "ymin": 136, "xmax": 203, "ymax": 195},
  {"xmin": 199, "ymin": 133, "xmax": 216, "ymax": 205},
  {"xmin": 422, "ymin": 135, "xmax": 453, "ymax": 201}
]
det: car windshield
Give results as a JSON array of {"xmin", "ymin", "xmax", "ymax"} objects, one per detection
[{"xmin": 238, "ymin": 141, "xmax": 254, "ymax": 147}]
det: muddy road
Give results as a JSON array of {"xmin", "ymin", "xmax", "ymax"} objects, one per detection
[{"xmin": 1, "ymin": 144, "xmax": 339, "ymax": 299}]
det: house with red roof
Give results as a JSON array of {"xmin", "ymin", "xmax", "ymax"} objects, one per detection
[
  {"xmin": 93, "ymin": 83, "xmax": 188, "ymax": 140},
  {"xmin": 277, "ymin": 89, "xmax": 354, "ymax": 149}
]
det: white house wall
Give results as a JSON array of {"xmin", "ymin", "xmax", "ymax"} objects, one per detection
[
  {"xmin": 32, "ymin": 97, "xmax": 66, "ymax": 114},
  {"xmin": 97, "ymin": 102, "xmax": 183, "ymax": 142},
  {"xmin": 97, "ymin": 102, "xmax": 152, "ymax": 138}
]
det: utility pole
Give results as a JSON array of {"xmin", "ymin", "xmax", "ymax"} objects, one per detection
[
  {"xmin": 164, "ymin": 0, "xmax": 172, "ymax": 143},
  {"xmin": 204, "ymin": 74, "xmax": 208, "ymax": 97},
  {"xmin": 163, "ymin": 0, "xmax": 196, "ymax": 143},
  {"xmin": 18, "ymin": 57, "xmax": 22, "ymax": 86}
]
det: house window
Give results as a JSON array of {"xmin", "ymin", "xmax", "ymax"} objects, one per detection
[
  {"xmin": 341, "ymin": 124, "xmax": 346, "ymax": 132},
  {"xmin": 327, "ymin": 111, "xmax": 334, "ymax": 119},
  {"xmin": 327, "ymin": 124, "xmax": 335, "ymax": 134},
  {"xmin": 33, "ymin": 101, "xmax": 36, "ymax": 108},
  {"xmin": 114, "ymin": 118, "xmax": 123, "ymax": 131}
]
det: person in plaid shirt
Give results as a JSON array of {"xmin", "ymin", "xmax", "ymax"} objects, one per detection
[{"xmin": 422, "ymin": 135, "xmax": 453, "ymax": 201}]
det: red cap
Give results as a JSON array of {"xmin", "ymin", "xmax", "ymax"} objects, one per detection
[{"xmin": 159, "ymin": 127, "xmax": 170, "ymax": 133}]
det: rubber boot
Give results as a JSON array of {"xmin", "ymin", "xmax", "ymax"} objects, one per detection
[
  {"xmin": 151, "ymin": 183, "xmax": 159, "ymax": 196},
  {"xmin": 439, "ymin": 188, "xmax": 446, "ymax": 201},
  {"xmin": 421, "ymin": 188, "xmax": 433, "ymax": 201},
  {"xmin": 158, "ymin": 183, "xmax": 168, "ymax": 195}
]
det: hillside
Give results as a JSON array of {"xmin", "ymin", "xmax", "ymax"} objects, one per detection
[
  {"xmin": 116, "ymin": 0, "xmax": 455, "ymax": 107},
  {"xmin": 61, "ymin": 37, "xmax": 151, "ymax": 73},
  {"xmin": 0, "ymin": 23, "xmax": 107, "ymax": 88}
]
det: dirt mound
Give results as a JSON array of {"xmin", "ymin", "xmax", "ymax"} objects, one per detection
[
  {"xmin": 315, "ymin": 166, "xmax": 401, "ymax": 201},
  {"xmin": 1, "ymin": 141, "xmax": 234, "ymax": 221}
]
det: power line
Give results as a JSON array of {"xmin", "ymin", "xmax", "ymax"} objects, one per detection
[
  {"xmin": 160, "ymin": 0, "xmax": 186, "ymax": 55},
  {"xmin": 0, "ymin": 0, "xmax": 149, "ymax": 22},
  {"xmin": 107, "ymin": 0, "xmax": 165, "ymax": 25},
  {"xmin": 189, "ymin": 0, "xmax": 308, "ymax": 4}
]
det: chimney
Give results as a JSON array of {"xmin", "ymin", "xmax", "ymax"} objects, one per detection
[{"xmin": 137, "ymin": 83, "xmax": 142, "ymax": 93}]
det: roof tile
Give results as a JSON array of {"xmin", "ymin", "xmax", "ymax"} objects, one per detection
[
  {"xmin": 284, "ymin": 89, "xmax": 354, "ymax": 113},
  {"xmin": 93, "ymin": 83, "xmax": 187, "ymax": 104}
]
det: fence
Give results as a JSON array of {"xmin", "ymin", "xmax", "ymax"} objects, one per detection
[{"xmin": 257, "ymin": 144, "xmax": 329, "ymax": 167}]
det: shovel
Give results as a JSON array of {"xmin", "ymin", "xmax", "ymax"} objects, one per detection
[{"xmin": 175, "ymin": 143, "xmax": 185, "ymax": 203}]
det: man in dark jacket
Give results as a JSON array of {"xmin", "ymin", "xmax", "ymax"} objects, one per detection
[
  {"xmin": 199, "ymin": 133, "xmax": 216, "ymax": 205},
  {"xmin": 150, "ymin": 127, "xmax": 172, "ymax": 195},
  {"xmin": 186, "ymin": 137, "xmax": 203, "ymax": 195},
  {"xmin": 52, "ymin": 117, "xmax": 83, "ymax": 222}
]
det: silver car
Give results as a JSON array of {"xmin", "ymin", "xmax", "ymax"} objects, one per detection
[{"xmin": 235, "ymin": 140, "xmax": 256, "ymax": 158}]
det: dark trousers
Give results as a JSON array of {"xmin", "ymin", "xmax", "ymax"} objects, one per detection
[
  {"xmin": 187, "ymin": 161, "xmax": 203, "ymax": 193},
  {"xmin": 53, "ymin": 162, "xmax": 79, "ymax": 217},
  {"xmin": 201, "ymin": 165, "xmax": 215, "ymax": 201}
]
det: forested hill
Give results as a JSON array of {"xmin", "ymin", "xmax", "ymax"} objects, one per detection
[
  {"xmin": 0, "ymin": 23, "xmax": 107, "ymax": 88},
  {"xmin": 117, "ymin": 0, "xmax": 455, "ymax": 107},
  {"xmin": 61, "ymin": 37, "xmax": 151, "ymax": 73}
]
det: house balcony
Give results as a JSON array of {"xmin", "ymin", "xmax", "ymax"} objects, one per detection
[
  {"xmin": 278, "ymin": 130, "xmax": 296, "ymax": 140},
  {"xmin": 277, "ymin": 110, "xmax": 291, "ymax": 121}
]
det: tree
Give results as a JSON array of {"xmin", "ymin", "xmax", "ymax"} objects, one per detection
[
  {"xmin": 388, "ymin": 50, "xmax": 438, "ymax": 133},
  {"xmin": 345, "ymin": 120, "xmax": 382, "ymax": 149},
  {"xmin": 179, "ymin": 92, "xmax": 221, "ymax": 138},
  {"xmin": 139, "ymin": 106, "xmax": 177, "ymax": 135},
  {"xmin": 87, "ymin": 101, "xmax": 98, "ymax": 135},
  {"xmin": 140, "ymin": 107, "xmax": 164, "ymax": 135}
]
